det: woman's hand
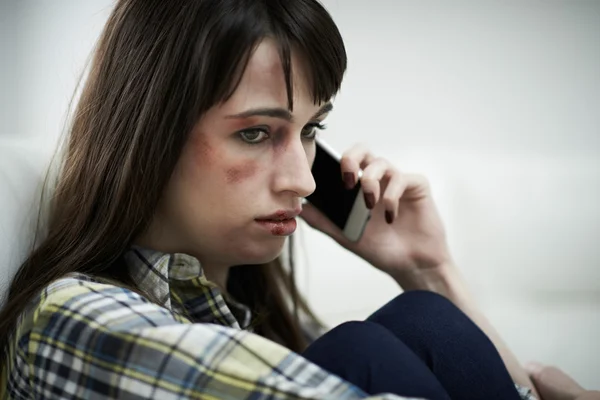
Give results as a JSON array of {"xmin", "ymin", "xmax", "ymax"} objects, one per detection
[
  {"xmin": 301, "ymin": 144, "xmax": 550, "ymax": 396},
  {"xmin": 525, "ymin": 362, "xmax": 600, "ymax": 400},
  {"xmin": 300, "ymin": 144, "xmax": 453, "ymax": 282}
]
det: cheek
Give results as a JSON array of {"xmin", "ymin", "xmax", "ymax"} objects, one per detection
[
  {"xmin": 226, "ymin": 161, "xmax": 258, "ymax": 184},
  {"xmin": 187, "ymin": 131, "xmax": 260, "ymax": 185},
  {"xmin": 188, "ymin": 133, "xmax": 215, "ymax": 167}
]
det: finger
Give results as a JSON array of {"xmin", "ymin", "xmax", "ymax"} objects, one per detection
[
  {"xmin": 300, "ymin": 202, "xmax": 350, "ymax": 246},
  {"xmin": 525, "ymin": 362, "xmax": 585, "ymax": 400},
  {"xmin": 340, "ymin": 144, "xmax": 374, "ymax": 189},
  {"xmin": 379, "ymin": 169, "xmax": 405, "ymax": 224},
  {"xmin": 381, "ymin": 173, "xmax": 431, "ymax": 224},
  {"xmin": 359, "ymin": 157, "xmax": 393, "ymax": 210}
]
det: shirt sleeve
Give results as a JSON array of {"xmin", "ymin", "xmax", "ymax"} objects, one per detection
[{"xmin": 21, "ymin": 277, "xmax": 410, "ymax": 400}]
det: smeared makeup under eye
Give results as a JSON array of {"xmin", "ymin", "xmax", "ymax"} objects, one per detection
[{"xmin": 189, "ymin": 132, "xmax": 215, "ymax": 165}]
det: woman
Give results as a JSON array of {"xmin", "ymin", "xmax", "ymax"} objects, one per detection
[{"xmin": 0, "ymin": 0, "xmax": 588, "ymax": 399}]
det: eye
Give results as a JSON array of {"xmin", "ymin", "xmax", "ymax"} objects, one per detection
[
  {"xmin": 302, "ymin": 122, "xmax": 327, "ymax": 139},
  {"xmin": 239, "ymin": 128, "xmax": 269, "ymax": 144}
]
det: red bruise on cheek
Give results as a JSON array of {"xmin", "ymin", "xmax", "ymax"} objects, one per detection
[
  {"xmin": 189, "ymin": 128, "xmax": 258, "ymax": 184},
  {"xmin": 189, "ymin": 132, "xmax": 214, "ymax": 165},
  {"xmin": 226, "ymin": 161, "xmax": 258, "ymax": 184}
]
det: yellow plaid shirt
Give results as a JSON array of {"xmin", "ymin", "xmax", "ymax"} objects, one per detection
[
  {"xmin": 1, "ymin": 247, "xmax": 418, "ymax": 399},
  {"xmin": 1, "ymin": 247, "xmax": 534, "ymax": 399}
]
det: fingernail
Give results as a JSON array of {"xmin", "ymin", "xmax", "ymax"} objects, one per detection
[
  {"xmin": 364, "ymin": 192, "xmax": 375, "ymax": 209},
  {"xmin": 343, "ymin": 172, "xmax": 355, "ymax": 189},
  {"xmin": 385, "ymin": 210, "xmax": 394, "ymax": 224}
]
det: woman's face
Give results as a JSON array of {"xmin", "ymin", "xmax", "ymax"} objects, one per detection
[{"xmin": 142, "ymin": 39, "xmax": 331, "ymax": 275}]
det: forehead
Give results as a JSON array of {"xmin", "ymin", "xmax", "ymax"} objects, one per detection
[{"xmin": 219, "ymin": 39, "xmax": 315, "ymax": 114}]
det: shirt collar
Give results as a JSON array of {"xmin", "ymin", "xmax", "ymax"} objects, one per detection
[{"xmin": 123, "ymin": 246, "xmax": 251, "ymax": 329}]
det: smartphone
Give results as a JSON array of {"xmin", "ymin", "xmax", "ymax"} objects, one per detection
[{"xmin": 306, "ymin": 138, "xmax": 371, "ymax": 242}]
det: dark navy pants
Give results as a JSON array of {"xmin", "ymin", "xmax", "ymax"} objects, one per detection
[{"xmin": 302, "ymin": 291, "xmax": 521, "ymax": 400}]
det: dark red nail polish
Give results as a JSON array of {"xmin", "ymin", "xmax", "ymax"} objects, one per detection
[
  {"xmin": 385, "ymin": 211, "xmax": 394, "ymax": 224},
  {"xmin": 364, "ymin": 192, "xmax": 375, "ymax": 209},
  {"xmin": 343, "ymin": 172, "xmax": 355, "ymax": 189}
]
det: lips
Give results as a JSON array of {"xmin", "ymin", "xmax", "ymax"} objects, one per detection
[
  {"xmin": 256, "ymin": 209, "xmax": 301, "ymax": 221},
  {"xmin": 255, "ymin": 209, "xmax": 301, "ymax": 236}
]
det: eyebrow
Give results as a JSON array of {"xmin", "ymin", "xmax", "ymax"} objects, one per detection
[{"xmin": 225, "ymin": 102, "xmax": 333, "ymax": 122}]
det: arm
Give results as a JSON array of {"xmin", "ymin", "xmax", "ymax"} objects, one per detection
[
  {"xmin": 392, "ymin": 263, "xmax": 540, "ymax": 399},
  {"xmin": 20, "ymin": 277, "xmax": 404, "ymax": 400},
  {"xmin": 300, "ymin": 146, "xmax": 540, "ymax": 398}
]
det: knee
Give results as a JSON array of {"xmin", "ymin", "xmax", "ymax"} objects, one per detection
[
  {"xmin": 325, "ymin": 320, "xmax": 391, "ymax": 346},
  {"xmin": 376, "ymin": 290, "xmax": 462, "ymax": 322},
  {"xmin": 396, "ymin": 290, "xmax": 459, "ymax": 316},
  {"xmin": 305, "ymin": 321, "xmax": 396, "ymax": 360},
  {"xmin": 368, "ymin": 290, "xmax": 485, "ymax": 342}
]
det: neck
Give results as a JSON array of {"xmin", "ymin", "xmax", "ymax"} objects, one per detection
[
  {"xmin": 201, "ymin": 263, "xmax": 231, "ymax": 294},
  {"xmin": 133, "ymin": 235, "xmax": 231, "ymax": 293}
]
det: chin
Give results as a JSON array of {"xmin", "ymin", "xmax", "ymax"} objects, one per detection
[{"xmin": 236, "ymin": 237, "xmax": 286, "ymax": 265}]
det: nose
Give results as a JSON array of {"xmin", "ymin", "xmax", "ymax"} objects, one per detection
[{"xmin": 272, "ymin": 138, "xmax": 316, "ymax": 198}]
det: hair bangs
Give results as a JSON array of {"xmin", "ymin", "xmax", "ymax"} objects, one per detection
[
  {"xmin": 269, "ymin": 0, "xmax": 347, "ymax": 108},
  {"xmin": 198, "ymin": 0, "xmax": 347, "ymax": 112}
]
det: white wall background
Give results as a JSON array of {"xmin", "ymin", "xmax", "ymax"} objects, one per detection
[{"xmin": 1, "ymin": 0, "xmax": 599, "ymax": 389}]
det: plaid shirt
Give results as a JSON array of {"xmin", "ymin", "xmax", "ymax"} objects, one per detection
[{"xmin": 1, "ymin": 247, "xmax": 535, "ymax": 399}]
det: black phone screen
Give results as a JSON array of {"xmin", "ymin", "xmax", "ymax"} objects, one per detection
[{"xmin": 306, "ymin": 143, "xmax": 361, "ymax": 230}]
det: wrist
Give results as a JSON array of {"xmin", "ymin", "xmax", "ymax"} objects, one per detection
[
  {"xmin": 391, "ymin": 263, "xmax": 475, "ymax": 309},
  {"xmin": 390, "ymin": 261, "xmax": 455, "ymax": 290}
]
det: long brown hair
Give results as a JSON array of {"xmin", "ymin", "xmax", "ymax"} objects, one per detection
[{"xmin": 0, "ymin": 0, "xmax": 346, "ymax": 355}]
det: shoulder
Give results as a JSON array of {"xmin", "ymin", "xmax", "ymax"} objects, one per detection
[
  {"xmin": 41, "ymin": 272, "xmax": 136, "ymax": 302},
  {"xmin": 38, "ymin": 272, "xmax": 141, "ymax": 309},
  {"xmin": 32, "ymin": 273, "xmax": 187, "ymax": 331},
  {"xmin": 8, "ymin": 273, "xmax": 187, "ymax": 347}
]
